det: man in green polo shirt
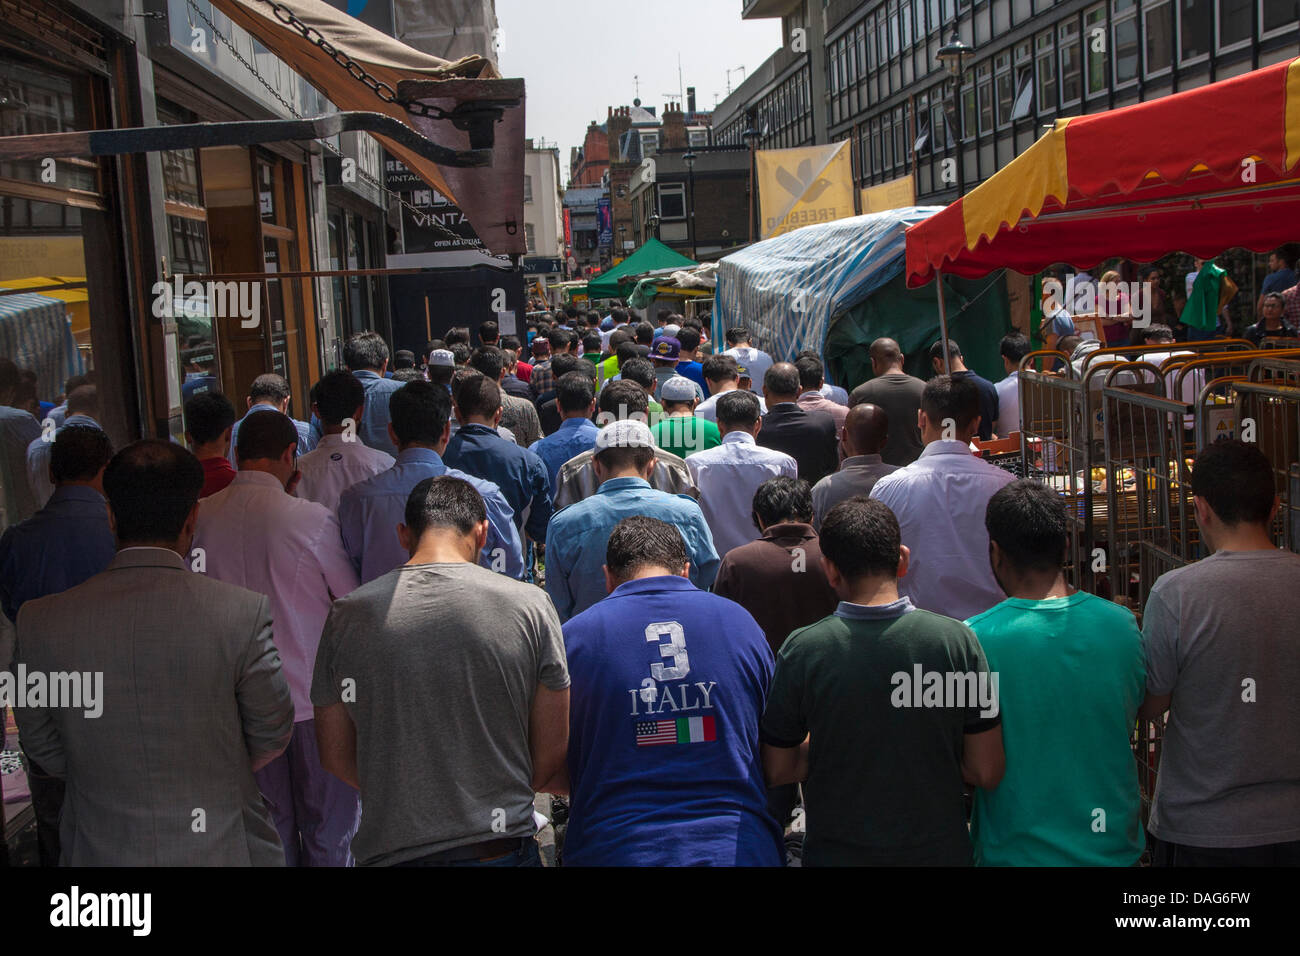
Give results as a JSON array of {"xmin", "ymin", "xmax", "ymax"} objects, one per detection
[
  {"xmin": 650, "ymin": 376, "xmax": 720, "ymax": 460},
  {"xmin": 761, "ymin": 497, "xmax": 1005, "ymax": 866},
  {"xmin": 966, "ymin": 479, "xmax": 1145, "ymax": 866}
]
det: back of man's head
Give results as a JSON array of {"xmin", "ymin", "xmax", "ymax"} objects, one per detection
[
  {"xmin": 610, "ymin": 307, "xmax": 629, "ymax": 326},
  {"xmin": 51, "ymin": 424, "xmax": 113, "ymax": 485},
  {"xmin": 619, "ymin": 357, "xmax": 655, "ymax": 391},
  {"xmin": 703, "ymin": 354, "xmax": 740, "ymax": 385},
  {"xmin": 764, "ymin": 362, "xmax": 801, "ymax": 401},
  {"xmin": 184, "ymin": 391, "xmax": 237, "ymax": 446},
  {"xmin": 103, "ymin": 440, "xmax": 205, "ymax": 546},
  {"xmin": 985, "ymin": 479, "xmax": 1069, "ymax": 575},
  {"xmin": 313, "ymin": 370, "xmax": 365, "ymax": 427},
  {"xmin": 615, "ymin": 340, "xmax": 641, "ymax": 367},
  {"xmin": 236, "ymin": 409, "xmax": 298, "ymax": 464},
  {"xmin": 599, "ymin": 379, "xmax": 650, "ymax": 421},
  {"xmin": 1000, "ymin": 333, "xmax": 1032, "ymax": 365},
  {"xmin": 469, "ymin": 346, "xmax": 506, "ymax": 382},
  {"xmin": 843, "ymin": 403, "xmax": 889, "ymax": 456},
  {"xmin": 820, "ymin": 497, "xmax": 902, "ymax": 581},
  {"xmin": 556, "ymin": 371, "xmax": 596, "ymax": 415},
  {"xmin": 478, "ymin": 320, "xmax": 499, "ymax": 344},
  {"xmin": 450, "ymin": 344, "xmax": 471, "ymax": 367},
  {"xmin": 869, "ymin": 337, "xmax": 903, "ymax": 370},
  {"xmin": 582, "ymin": 331, "xmax": 602, "ymax": 354},
  {"xmin": 546, "ymin": 328, "xmax": 572, "ymax": 353},
  {"xmin": 716, "ymin": 389, "xmax": 761, "ymax": 430},
  {"xmin": 929, "ymin": 339, "xmax": 963, "ymax": 365},
  {"xmin": 0, "ymin": 357, "xmax": 19, "ymax": 400},
  {"xmin": 550, "ymin": 353, "xmax": 583, "ymax": 382},
  {"xmin": 752, "ymin": 475, "xmax": 813, "ymax": 529},
  {"xmin": 393, "ymin": 350, "xmax": 417, "ymax": 370},
  {"xmin": 344, "ymin": 331, "xmax": 389, "ymax": 372},
  {"xmin": 444, "ymin": 327, "xmax": 471, "ymax": 347},
  {"xmin": 390, "ymin": 380, "xmax": 452, "ymax": 447},
  {"xmin": 1143, "ymin": 324, "xmax": 1175, "ymax": 344},
  {"xmin": 921, "ymin": 374, "xmax": 980, "ymax": 438},
  {"xmin": 456, "ymin": 373, "xmax": 502, "ymax": 422},
  {"xmin": 1057, "ymin": 334, "xmax": 1083, "ymax": 356},
  {"xmin": 795, "ymin": 355, "xmax": 824, "ymax": 391},
  {"xmin": 249, "ymin": 373, "xmax": 291, "ymax": 407},
  {"xmin": 677, "ymin": 327, "xmax": 702, "ymax": 353},
  {"xmin": 726, "ymin": 326, "xmax": 751, "ymax": 347},
  {"xmin": 609, "ymin": 328, "xmax": 634, "ymax": 352},
  {"xmin": 605, "ymin": 515, "xmax": 687, "ymax": 582},
  {"xmin": 404, "ymin": 475, "xmax": 486, "ymax": 545},
  {"xmin": 1192, "ymin": 439, "xmax": 1276, "ymax": 527},
  {"xmin": 633, "ymin": 322, "xmax": 655, "ymax": 346},
  {"xmin": 66, "ymin": 384, "xmax": 100, "ymax": 419}
]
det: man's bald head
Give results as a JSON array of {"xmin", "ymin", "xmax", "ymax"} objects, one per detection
[
  {"xmin": 763, "ymin": 362, "xmax": 802, "ymax": 403},
  {"xmin": 843, "ymin": 403, "xmax": 889, "ymax": 458},
  {"xmin": 869, "ymin": 338, "xmax": 903, "ymax": 375}
]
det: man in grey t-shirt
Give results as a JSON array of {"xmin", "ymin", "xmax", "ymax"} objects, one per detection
[
  {"xmin": 1140, "ymin": 440, "xmax": 1300, "ymax": 865},
  {"xmin": 312, "ymin": 475, "xmax": 570, "ymax": 867},
  {"xmin": 848, "ymin": 339, "xmax": 926, "ymax": 466}
]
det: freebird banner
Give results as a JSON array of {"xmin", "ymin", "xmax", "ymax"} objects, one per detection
[
  {"xmin": 860, "ymin": 174, "xmax": 916, "ymax": 214},
  {"xmin": 757, "ymin": 142, "xmax": 855, "ymax": 240}
]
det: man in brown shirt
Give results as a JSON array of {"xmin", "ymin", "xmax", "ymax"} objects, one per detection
[{"xmin": 712, "ymin": 475, "xmax": 838, "ymax": 658}]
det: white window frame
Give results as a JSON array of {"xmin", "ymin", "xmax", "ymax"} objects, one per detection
[
  {"xmin": 1036, "ymin": 31, "xmax": 1058, "ymax": 116},
  {"xmin": 1059, "ymin": 21, "xmax": 1082, "ymax": 109},
  {"xmin": 1215, "ymin": 0, "xmax": 1253, "ymax": 52},
  {"xmin": 524, "ymin": 222, "xmax": 536, "ymax": 253},
  {"xmin": 1143, "ymin": 0, "xmax": 1174, "ymax": 76},
  {"xmin": 1176, "ymin": 0, "xmax": 1212, "ymax": 66},
  {"xmin": 1112, "ymin": 2, "xmax": 1140, "ymax": 87},
  {"xmin": 657, "ymin": 182, "xmax": 686, "ymax": 221},
  {"xmin": 523, "ymin": 174, "xmax": 533, "ymax": 204},
  {"xmin": 1260, "ymin": 0, "xmax": 1299, "ymax": 39}
]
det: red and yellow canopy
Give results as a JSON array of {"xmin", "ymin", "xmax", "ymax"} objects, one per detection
[{"xmin": 905, "ymin": 56, "xmax": 1300, "ymax": 287}]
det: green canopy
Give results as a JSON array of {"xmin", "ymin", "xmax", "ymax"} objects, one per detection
[{"xmin": 586, "ymin": 238, "xmax": 697, "ymax": 300}]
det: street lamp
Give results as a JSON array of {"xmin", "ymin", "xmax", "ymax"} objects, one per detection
[
  {"xmin": 936, "ymin": 26, "xmax": 975, "ymax": 199},
  {"xmin": 647, "ymin": 212, "xmax": 660, "ymax": 242},
  {"xmin": 682, "ymin": 149, "xmax": 697, "ymax": 261},
  {"xmin": 742, "ymin": 114, "xmax": 761, "ymax": 243}
]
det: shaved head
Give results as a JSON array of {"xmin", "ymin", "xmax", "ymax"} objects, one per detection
[
  {"xmin": 843, "ymin": 403, "xmax": 889, "ymax": 457},
  {"xmin": 869, "ymin": 338, "xmax": 904, "ymax": 375}
]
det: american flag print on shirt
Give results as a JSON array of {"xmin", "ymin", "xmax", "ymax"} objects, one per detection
[{"xmin": 635, "ymin": 716, "xmax": 717, "ymax": 747}]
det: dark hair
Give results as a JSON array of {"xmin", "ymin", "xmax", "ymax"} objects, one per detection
[
  {"xmin": 469, "ymin": 346, "xmax": 506, "ymax": 381},
  {"xmin": 455, "ymin": 373, "xmax": 502, "ymax": 420},
  {"xmin": 450, "ymin": 344, "xmax": 471, "ymax": 366},
  {"xmin": 764, "ymin": 363, "xmax": 801, "ymax": 397},
  {"xmin": 546, "ymin": 328, "xmax": 572, "ymax": 351},
  {"xmin": 610, "ymin": 307, "xmax": 629, "ymax": 325},
  {"xmin": 184, "ymin": 391, "xmax": 237, "ymax": 445},
  {"xmin": 606, "ymin": 515, "xmax": 688, "ymax": 579},
  {"xmin": 392, "ymin": 368, "xmax": 426, "ymax": 383},
  {"xmin": 0, "ymin": 358, "xmax": 21, "ymax": 396},
  {"xmin": 551, "ymin": 353, "xmax": 583, "ymax": 380},
  {"xmin": 752, "ymin": 476, "xmax": 813, "ymax": 528},
  {"xmin": 425, "ymin": 339, "xmax": 446, "ymax": 358},
  {"xmin": 390, "ymin": 380, "xmax": 452, "ymax": 446},
  {"xmin": 393, "ymin": 350, "xmax": 417, "ymax": 370},
  {"xmin": 312, "ymin": 370, "xmax": 365, "ymax": 426},
  {"xmin": 594, "ymin": 442, "xmax": 655, "ymax": 473},
  {"xmin": 1261, "ymin": 292, "xmax": 1285, "ymax": 308},
  {"xmin": 999, "ymin": 333, "xmax": 1032, "ymax": 363},
  {"xmin": 444, "ymin": 327, "xmax": 472, "ymax": 347},
  {"xmin": 795, "ymin": 355, "xmax": 824, "ymax": 389},
  {"xmin": 556, "ymin": 371, "xmax": 596, "ymax": 414},
  {"xmin": 985, "ymin": 479, "xmax": 1069, "ymax": 573},
  {"xmin": 703, "ymin": 354, "xmax": 739, "ymax": 383},
  {"xmin": 429, "ymin": 364, "xmax": 455, "ymax": 387},
  {"xmin": 500, "ymin": 334, "xmax": 522, "ymax": 353},
  {"xmin": 582, "ymin": 331, "xmax": 602, "ymax": 353},
  {"xmin": 609, "ymin": 328, "xmax": 633, "ymax": 350},
  {"xmin": 103, "ymin": 440, "xmax": 205, "ymax": 544},
  {"xmin": 716, "ymin": 389, "xmax": 761, "ymax": 428},
  {"xmin": 344, "ymin": 331, "xmax": 390, "ymax": 371},
  {"xmin": 404, "ymin": 475, "xmax": 487, "ymax": 539},
  {"xmin": 51, "ymin": 424, "xmax": 113, "ymax": 484},
  {"xmin": 479, "ymin": 320, "xmax": 499, "ymax": 343},
  {"xmin": 819, "ymin": 497, "xmax": 902, "ymax": 579},
  {"xmin": 619, "ymin": 357, "xmax": 655, "ymax": 390},
  {"xmin": 235, "ymin": 410, "xmax": 299, "ymax": 462},
  {"xmin": 633, "ymin": 322, "xmax": 655, "ymax": 345},
  {"xmin": 725, "ymin": 326, "xmax": 751, "ymax": 346},
  {"xmin": 921, "ymin": 374, "xmax": 980, "ymax": 432},
  {"xmin": 929, "ymin": 339, "xmax": 963, "ymax": 362},
  {"xmin": 66, "ymin": 384, "xmax": 100, "ymax": 419},
  {"xmin": 599, "ymin": 380, "xmax": 649, "ymax": 419},
  {"xmin": 676, "ymin": 327, "xmax": 701, "ymax": 352},
  {"xmin": 656, "ymin": 307, "xmax": 673, "ymax": 325},
  {"xmin": 1192, "ymin": 439, "xmax": 1276, "ymax": 526},
  {"xmin": 1143, "ymin": 323, "xmax": 1175, "ymax": 344},
  {"xmin": 615, "ymin": 340, "xmax": 641, "ymax": 367}
]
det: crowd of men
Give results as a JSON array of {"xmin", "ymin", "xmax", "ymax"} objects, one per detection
[{"xmin": 0, "ymin": 303, "xmax": 1295, "ymax": 868}]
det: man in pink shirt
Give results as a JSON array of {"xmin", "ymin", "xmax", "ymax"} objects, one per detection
[
  {"xmin": 193, "ymin": 410, "xmax": 361, "ymax": 866},
  {"xmin": 795, "ymin": 355, "xmax": 848, "ymax": 434}
]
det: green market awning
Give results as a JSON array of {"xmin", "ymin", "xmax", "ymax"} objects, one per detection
[{"xmin": 587, "ymin": 239, "xmax": 696, "ymax": 299}]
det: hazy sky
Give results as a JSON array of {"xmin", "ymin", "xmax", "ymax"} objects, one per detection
[{"xmin": 495, "ymin": 0, "xmax": 782, "ymax": 182}]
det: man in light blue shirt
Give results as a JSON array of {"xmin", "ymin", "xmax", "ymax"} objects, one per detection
[
  {"xmin": 545, "ymin": 419, "xmax": 718, "ymax": 622},
  {"xmin": 227, "ymin": 373, "xmax": 315, "ymax": 471},
  {"xmin": 26, "ymin": 384, "xmax": 104, "ymax": 510},
  {"xmin": 339, "ymin": 380, "xmax": 522, "ymax": 584},
  {"xmin": 345, "ymin": 331, "xmax": 404, "ymax": 456},
  {"xmin": 530, "ymin": 372, "xmax": 598, "ymax": 498}
]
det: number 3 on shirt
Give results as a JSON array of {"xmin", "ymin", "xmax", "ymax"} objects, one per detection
[{"xmin": 645, "ymin": 621, "xmax": 689, "ymax": 681}]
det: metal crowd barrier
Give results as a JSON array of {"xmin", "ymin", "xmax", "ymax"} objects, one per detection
[{"xmin": 1234, "ymin": 376, "xmax": 1300, "ymax": 553}]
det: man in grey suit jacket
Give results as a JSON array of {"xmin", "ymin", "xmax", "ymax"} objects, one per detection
[{"xmin": 14, "ymin": 439, "xmax": 294, "ymax": 866}]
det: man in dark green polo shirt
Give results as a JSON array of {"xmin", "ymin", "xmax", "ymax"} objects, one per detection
[
  {"xmin": 650, "ymin": 376, "xmax": 720, "ymax": 460},
  {"xmin": 760, "ymin": 496, "xmax": 1004, "ymax": 866}
]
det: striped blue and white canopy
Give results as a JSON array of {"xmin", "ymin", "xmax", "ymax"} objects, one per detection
[
  {"xmin": 0, "ymin": 290, "xmax": 87, "ymax": 400},
  {"xmin": 713, "ymin": 206, "xmax": 944, "ymax": 383}
]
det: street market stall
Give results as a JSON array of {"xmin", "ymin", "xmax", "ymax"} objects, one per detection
[{"xmin": 585, "ymin": 239, "xmax": 696, "ymax": 302}]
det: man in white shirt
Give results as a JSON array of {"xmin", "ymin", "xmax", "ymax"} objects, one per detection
[
  {"xmin": 870, "ymin": 374, "xmax": 1015, "ymax": 620},
  {"xmin": 696, "ymin": 354, "xmax": 767, "ymax": 424},
  {"xmin": 295, "ymin": 370, "xmax": 395, "ymax": 513},
  {"xmin": 722, "ymin": 326, "xmax": 774, "ymax": 395},
  {"xmin": 995, "ymin": 333, "xmax": 1030, "ymax": 437},
  {"xmin": 686, "ymin": 390, "xmax": 797, "ymax": 558},
  {"xmin": 193, "ymin": 410, "xmax": 361, "ymax": 866}
]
